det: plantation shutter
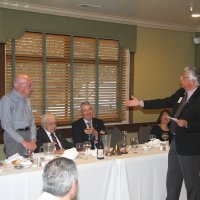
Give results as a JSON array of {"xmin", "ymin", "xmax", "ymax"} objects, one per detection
[{"xmin": 5, "ymin": 32, "xmax": 127, "ymax": 124}]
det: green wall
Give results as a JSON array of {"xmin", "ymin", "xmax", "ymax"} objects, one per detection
[
  {"xmin": 0, "ymin": 8, "xmax": 196, "ymax": 124},
  {"xmin": 0, "ymin": 8, "xmax": 136, "ymax": 52},
  {"xmin": 133, "ymin": 27, "xmax": 195, "ymax": 123},
  {"xmin": 195, "ymin": 44, "xmax": 200, "ymax": 67}
]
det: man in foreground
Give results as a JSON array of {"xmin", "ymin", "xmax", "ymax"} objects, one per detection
[{"xmin": 38, "ymin": 157, "xmax": 78, "ymax": 200}]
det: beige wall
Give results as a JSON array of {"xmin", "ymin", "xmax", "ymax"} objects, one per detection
[{"xmin": 133, "ymin": 27, "xmax": 195, "ymax": 123}]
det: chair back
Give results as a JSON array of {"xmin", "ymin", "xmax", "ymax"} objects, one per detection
[
  {"xmin": 138, "ymin": 125, "xmax": 152, "ymax": 144},
  {"xmin": 105, "ymin": 126, "xmax": 122, "ymax": 148}
]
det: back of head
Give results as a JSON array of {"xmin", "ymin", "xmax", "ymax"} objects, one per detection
[{"xmin": 42, "ymin": 157, "xmax": 78, "ymax": 198}]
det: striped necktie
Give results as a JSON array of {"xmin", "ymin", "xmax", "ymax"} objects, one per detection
[
  {"xmin": 87, "ymin": 122, "xmax": 92, "ymax": 128},
  {"xmin": 50, "ymin": 133, "xmax": 61, "ymax": 150}
]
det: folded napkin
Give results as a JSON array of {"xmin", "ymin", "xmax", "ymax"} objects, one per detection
[
  {"xmin": 146, "ymin": 139, "xmax": 161, "ymax": 147},
  {"xmin": 87, "ymin": 149, "xmax": 97, "ymax": 157},
  {"xmin": 5, "ymin": 153, "xmax": 33, "ymax": 167},
  {"xmin": 62, "ymin": 148, "xmax": 79, "ymax": 160},
  {"xmin": 5, "ymin": 153, "xmax": 24, "ymax": 164}
]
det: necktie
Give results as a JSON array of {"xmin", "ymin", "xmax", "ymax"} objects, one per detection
[
  {"xmin": 87, "ymin": 122, "xmax": 92, "ymax": 141},
  {"xmin": 170, "ymin": 93, "xmax": 188, "ymax": 134},
  {"xmin": 87, "ymin": 122, "xmax": 92, "ymax": 128},
  {"xmin": 50, "ymin": 133, "xmax": 61, "ymax": 150}
]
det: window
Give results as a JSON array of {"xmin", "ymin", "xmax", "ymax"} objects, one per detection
[{"xmin": 5, "ymin": 32, "xmax": 127, "ymax": 125}]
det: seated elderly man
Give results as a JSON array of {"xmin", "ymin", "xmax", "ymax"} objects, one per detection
[
  {"xmin": 35, "ymin": 113, "xmax": 74, "ymax": 154},
  {"xmin": 37, "ymin": 157, "xmax": 78, "ymax": 200}
]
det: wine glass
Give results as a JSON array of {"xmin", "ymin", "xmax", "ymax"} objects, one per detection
[
  {"xmin": 149, "ymin": 134, "xmax": 156, "ymax": 147},
  {"xmin": 130, "ymin": 137, "xmax": 139, "ymax": 153},
  {"xmin": 75, "ymin": 143, "xmax": 84, "ymax": 159},
  {"xmin": 76, "ymin": 143, "xmax": 84, "ymax": 152},
  {"xmin": 25, "ymin": 149, "xmax": 33, "ymax": 158},
  {"xmin": 83, "ymin": 141, "xmax": 92, "ymax": 159},
  {"xmin": 162, "ymin": 132, "xmax": 169, "ymax": 141}
]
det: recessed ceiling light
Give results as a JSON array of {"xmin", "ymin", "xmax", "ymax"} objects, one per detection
[
  {"xmin": 191, "ymin": 13, "xmax": 200, "ymax": 17},
  {"xmin": 79, "ymin": 4, "xmax": 102, "ymax": 9}
]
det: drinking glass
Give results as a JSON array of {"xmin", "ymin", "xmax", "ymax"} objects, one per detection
[
  {"xmin": 83, "ymin": 141, "xmax": 92, "ymax": 159},
  {"xmin": 149, "ymin": 134, "xmax": 156, "ymax": 147},
  {"xmin": 76, "ymin": 143, "xmax": 84, "ymax": 152},
  {"xmin": 130, "ymin": 137, "xmax": 138, "ymax": 146},
  {"xmin": 162, "ymin": 133, "xmax": 169, "ymax": 141},
  {"xmin": 25, "ymin": 149, "xmax": 33, "ymax": 158},
  {"xmin": 76, "ymin": 143, "xmax": 84, "ymax": 159}
]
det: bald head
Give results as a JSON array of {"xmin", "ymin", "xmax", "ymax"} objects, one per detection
[{"xmin": 14, "ymin": 74, "xmax": 33, "ymax": 97}]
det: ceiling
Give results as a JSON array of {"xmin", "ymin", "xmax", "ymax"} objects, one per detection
[{"xmin": 0, "ymin": 0, "xmax": 200, "ymax": 32}]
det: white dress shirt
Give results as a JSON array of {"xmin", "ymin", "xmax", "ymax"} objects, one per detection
[
  {"xmin": 37, "ymin": 192, "xmax": 59, "ymax": 200},
  {"xmin": 44, "ymin": 128, "xmax": 62, "ymax": 149}
]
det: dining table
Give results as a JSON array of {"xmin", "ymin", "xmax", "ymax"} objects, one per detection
[{"xmin": 0, "ymin": 145, "xmax": 187, "ymax": 200}]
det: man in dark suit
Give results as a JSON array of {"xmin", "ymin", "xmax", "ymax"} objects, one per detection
[
  {"xmin": 35, "ymin": 113, "xmax": 74, "ymax": 154},
  {"xmin": 72, "ymin": 101, "xmax": 106, "ymax": 149},
  {"xmin": 126, "ymin": 66, "xmax": 200, "ymax": 200}
]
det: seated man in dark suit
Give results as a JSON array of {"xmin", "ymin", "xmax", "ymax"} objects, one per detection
[
  {"xmin": 35, "ymin": 113, "xmax": 74, "ymax": 154},
  {"xmin": 72, "ymin": 101, "xmax": 106, "ymax": 149}
]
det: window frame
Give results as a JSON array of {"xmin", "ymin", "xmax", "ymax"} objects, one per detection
[{"xmin": 3, "ymin": 32, "xmax": 129, "ymax": 125}]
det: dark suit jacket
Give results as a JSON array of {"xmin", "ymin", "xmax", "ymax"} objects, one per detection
[
  {"xmin": 72, "ymin": 117, "xmax": 106, "ymax": 145},
  {"xmin": 144, "ymin": 87, "xmax": 200, "ymax": 155},
  {"xmin": 35, "ymin": 127, "xmax": 74, "ymax": 153}
]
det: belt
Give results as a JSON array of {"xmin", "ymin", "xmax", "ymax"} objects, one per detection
[{"xmin": 17, "ymin": 127, "xmax": 30, "ymax": 131}]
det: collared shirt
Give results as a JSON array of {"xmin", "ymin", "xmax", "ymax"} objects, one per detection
[
  {"xmin": 37, "ymin": 192, "xmax": 60, "ymax": 200},
  {"xmin": 0, "ymin": 89, "xmax": 36, "ymax": 143},
  {"xmin": 44, "ymin": 128, "xmax": 62, "ymax": 149},
  {"xmin": 83, "ymin": 119, "xmax": 93, "ymax": 128},
  {"xmin": 187, "ymin": 87, "xmax": 197, "ymax": 102}
]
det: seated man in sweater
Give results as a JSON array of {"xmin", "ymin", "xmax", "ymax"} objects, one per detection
[{"xmin": 35, "ymin": 113, "xmax": 74, "ymax": 154}]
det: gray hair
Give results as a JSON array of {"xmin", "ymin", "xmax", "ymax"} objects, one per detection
[
  {"xmin": 184, "ymin": 66, "xmax": 200, "ymax": 86},
  {"xmin": 41, "ymin": 113, "xmax": 56, "ymax": 127},
  {"xmin": 42, "ymin": 157, "xmax": 78, "ymax": 197},
  {"xmin": 80, "ymin": 101, "xmax": 91, "ymax": 108}
]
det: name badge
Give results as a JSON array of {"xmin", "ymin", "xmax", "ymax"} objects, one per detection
[{"xmin": 177, "ymin": 97, "xmax": 183, "ymax": 103}]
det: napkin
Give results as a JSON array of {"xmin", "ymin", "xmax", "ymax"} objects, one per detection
[
  {"xmin": 87, "ymin": 149, "xmax": 97, "ymax": 157},
  {"xmin": 62, "ymin": 148, "xmax": 79, "ymax": 160},
  {"xmin": 5, "ymin": 153, "xmax": 24, "ymax": 164},
  {"xmin": 5, "ymin": 153, "xmax": 33, "ymax": 167},
  {"xmin": 147, "ymin": 139, "xmax": 161, "ymax": 147},
  {"xmin": 141, "ymin": 144, "xmax": 151, "ymax": 151}
]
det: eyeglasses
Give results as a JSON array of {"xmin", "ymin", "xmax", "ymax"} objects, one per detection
[{"xmin": 180, "ymin": 74, "xmax": 190, "ymax": 79}]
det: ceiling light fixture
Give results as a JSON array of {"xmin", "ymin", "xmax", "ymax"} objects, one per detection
[{"xmin": 189, "ymin": 4, "xmax": 200, "ymax": 18}]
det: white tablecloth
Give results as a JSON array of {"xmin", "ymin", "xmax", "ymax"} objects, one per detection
[{"xmin": 0, "ymin": 148, "xmax": 187, "ymax": 200}]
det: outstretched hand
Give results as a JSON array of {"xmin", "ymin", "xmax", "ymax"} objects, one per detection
[{"xmin": 125, "ymin": 95, "xmax": 140, "ymax": 107}]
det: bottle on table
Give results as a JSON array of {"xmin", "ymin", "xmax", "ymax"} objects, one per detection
[{"xmin": 97, "ymin": 134, "xmax": 104, "ymax": 159}]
